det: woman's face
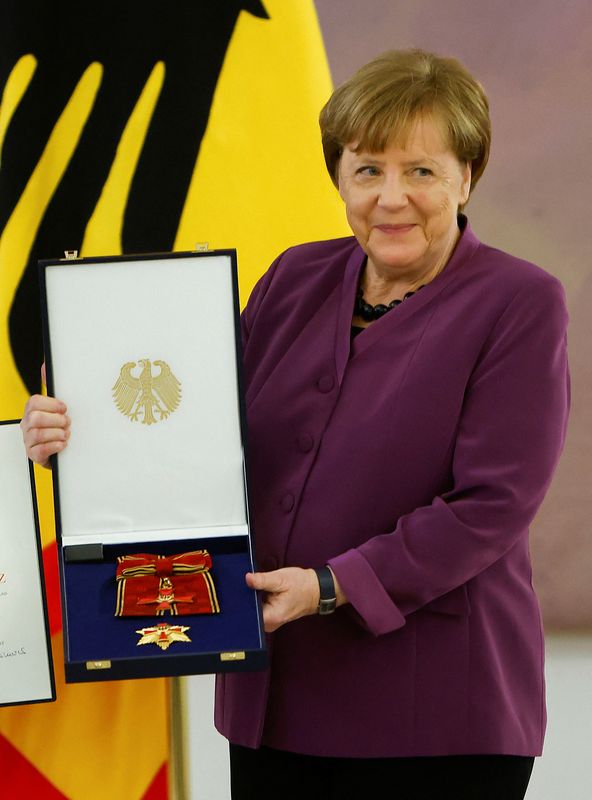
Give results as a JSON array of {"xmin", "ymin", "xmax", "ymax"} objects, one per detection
[{"xmin": 338, "ymin": 115, "xmax": 471, "ymax": 283}]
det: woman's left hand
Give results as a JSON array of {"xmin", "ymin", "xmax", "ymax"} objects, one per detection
[
  {"xmin": 246, "ymin": 568, "xmax": 320, "ymax": 633},
  {"xmin": 247, "ymin": 567, "xmax": 347, "ymax": 632}
]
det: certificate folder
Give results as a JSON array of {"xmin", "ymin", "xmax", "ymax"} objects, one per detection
[
  {"xmin": 39, "ymin": 250, "xmax": 266, "ymax": 682},
  {"xmin": 0, "ymin": 421, "xmax": 56, "ymax": 706}
]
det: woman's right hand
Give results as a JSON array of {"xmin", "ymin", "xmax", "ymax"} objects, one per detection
[{"xmin": 21, "ymin": 394, "xmax": 71, "ymax": 468}]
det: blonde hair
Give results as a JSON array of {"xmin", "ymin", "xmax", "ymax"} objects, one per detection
[{"xmin": 320, "ymin": 49, "xmax": 491, "ymax": 195}]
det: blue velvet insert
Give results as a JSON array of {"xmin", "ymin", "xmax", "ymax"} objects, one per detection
[{"xmin": 63, "ymin": 538, "xmax": 263, "ymax": 664}]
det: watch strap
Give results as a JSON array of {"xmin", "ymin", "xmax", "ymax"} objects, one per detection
[{"xmin": 315, "ymin": 566, "xmax": 337, "ymax": 615}]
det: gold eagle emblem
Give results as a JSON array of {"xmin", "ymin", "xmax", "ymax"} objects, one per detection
[{"xmin": 112, "ymin": 359, "xmax": 181, "ymax": 425}]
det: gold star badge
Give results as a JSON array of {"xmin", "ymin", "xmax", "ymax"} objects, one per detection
[{"xmin": 135, "ymin": 622, "xmax": 191, "ymax": 650}]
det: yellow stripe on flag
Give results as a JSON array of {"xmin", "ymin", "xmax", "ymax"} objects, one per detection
[{"xmin": 0, "ymin": 55, "xmax": 37, "ymax": 168}]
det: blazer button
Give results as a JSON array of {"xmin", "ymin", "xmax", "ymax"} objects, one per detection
[
  {"xmin": 261, "ymin": 556, "xmax": 278, "ymax": 571},
  {"xmin": 297, "ymin": 433, "xmax": 314, "ymax": 453},
  {"xmin": 280, "ymin": 492, "xmax": 295, "ymax": 512},
  {"xmin": 317, "ymin": 375, "xmax": 335, "ymax": 393}
]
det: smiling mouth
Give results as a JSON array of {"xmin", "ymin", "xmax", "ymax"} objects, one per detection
[{"xmin": 374, "ymin": 224, "xmax": 416, "ymax": 233}]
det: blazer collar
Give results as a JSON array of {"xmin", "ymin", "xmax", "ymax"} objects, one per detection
[{"xmin": 334, "ymin": 216, "xmax": 481, "ymax": 383}]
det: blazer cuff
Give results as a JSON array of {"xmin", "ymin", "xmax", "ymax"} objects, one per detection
[{"xmin": 328, "ymin": 549, "xmax": 406, "ymax": 636}]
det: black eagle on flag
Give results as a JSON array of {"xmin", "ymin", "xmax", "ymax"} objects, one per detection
[{"xmin": 0, "ymin": 0, "xmax": 267, "ymax": 393}]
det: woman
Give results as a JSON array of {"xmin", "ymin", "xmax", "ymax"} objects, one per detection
[{"xmin": 23, "ymin": 50, "xmax": 569, "ymax": 799}]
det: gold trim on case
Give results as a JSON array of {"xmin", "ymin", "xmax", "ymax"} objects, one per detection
[{"xmin": 220, "ymin": 651, "xmax": 246, "ymax": 662}]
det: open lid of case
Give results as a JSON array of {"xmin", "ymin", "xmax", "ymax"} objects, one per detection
[
  {"xmin": 40, "ymin": 251, "xmax": 250, "ymax": 547},
  {"xmin": 0, "ymin": 421, "xmax": 56, "ymax": 706}
]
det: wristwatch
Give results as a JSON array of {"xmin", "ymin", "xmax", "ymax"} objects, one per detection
[{"xmin": 315, "ymin": 566, "xmax": 337, "ymax": 615}]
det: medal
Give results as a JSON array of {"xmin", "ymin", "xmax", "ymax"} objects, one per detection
[
  {"xmin": 115, "ymin": 551, "xmax": 220, "ymax": 617},
  {"xmin": 136, "ymin": 577, "xmax": 195, "ymax": 613},
  {"xmin": 135, "ymin": 622, "xmax": 191, "ymax": 651}
]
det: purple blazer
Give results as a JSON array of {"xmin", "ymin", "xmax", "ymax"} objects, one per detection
[{"xmin": 215, "ymin": 220, "xmax": 570, "ymax": 758}]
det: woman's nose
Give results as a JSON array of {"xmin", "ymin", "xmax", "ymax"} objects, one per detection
[{"xmin": 377, "ymin": 174, "xmax": 408, "ymax": 209}]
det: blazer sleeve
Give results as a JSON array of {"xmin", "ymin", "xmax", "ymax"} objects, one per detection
[{"xmin": 328, "ymin": 275, "xmax": 570, "ymax": 636}]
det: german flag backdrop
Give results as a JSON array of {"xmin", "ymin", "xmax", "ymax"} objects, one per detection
[{"xmin": 0, "ymin": 1, "xmax": 347, "ymax": 797}]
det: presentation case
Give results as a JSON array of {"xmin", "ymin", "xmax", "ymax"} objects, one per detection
[
  {"xmin": 0, "ymin": 420, "xmax": 56, "ymax": 706},
  {"xmin": 39, "ymin": 249, "xmax": 266, "ymax": 683}
]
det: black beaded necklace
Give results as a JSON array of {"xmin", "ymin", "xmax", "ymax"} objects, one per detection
[{"xmin": 354, "ymin": 285, "xmax": 424, "ymax": 322}]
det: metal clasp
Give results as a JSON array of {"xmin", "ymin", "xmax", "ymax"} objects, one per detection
[
  {"xmin": 86, "ymin": 660, "xmax": 111, "ymax": 670},
  {"xmin": 220, "ymin": 651, "xmax": 246, "ymax": 662}
]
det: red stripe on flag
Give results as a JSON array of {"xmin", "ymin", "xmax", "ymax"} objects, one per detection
[
  {"xmin": 142, "ymin": 762, "xmax": 168, "ymax": 799},
  {"xmin": 42, "ymin": 541, "xmax": 63, "ymax": 635},
  {"xmin": 0, "ymin": 733, "xmax": 67, "ymax": 798}
]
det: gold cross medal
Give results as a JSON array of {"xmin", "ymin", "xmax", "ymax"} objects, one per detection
[{"xmin": 135, "ymin": 623, "xmax": 191, "ymax": 651}]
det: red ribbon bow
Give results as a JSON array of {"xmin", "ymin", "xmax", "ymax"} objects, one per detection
[
  {"xmin": 114, "ymin": 550, "xmax": 219, "ymax": 617},
  {"xmin": 116, "ymin": 550, "xmax": 212, "ymax": 580}
]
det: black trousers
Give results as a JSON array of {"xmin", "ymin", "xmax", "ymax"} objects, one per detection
[{"xmin": 230, "ymin": 744, "xmax": 534, "ymax": 800}]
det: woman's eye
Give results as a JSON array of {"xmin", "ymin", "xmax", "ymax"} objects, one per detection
[
  {"xmin": 356, "ymin": 166, "xmax": 380, "ymax": 177},
  {"xmin": 412, "ymin": 167, "xmax": 433, "ymax": 178}
]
